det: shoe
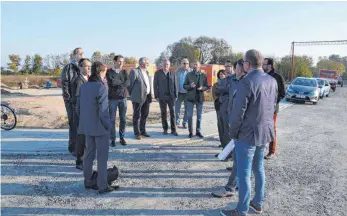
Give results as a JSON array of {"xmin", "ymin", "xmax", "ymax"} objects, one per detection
[
  {"xmin": 163, "ymin": 130, "xmax": 168, "ymax": 135},
  {"xmin": 188, "ymin": 133, "xmax": 193, "ymax": 138},
  {"xmin": 183, "ymin": 123, "xmax": 187, "ymax": 129},
  {"xmin": 98, "ymin": 185, "xmax": 116, "ymax": 194},
  {"xmin": 196, "ymin": 132, "xmax": 204, "ymax": 138},
  {"xmin": 226, "ymin": 167, "xmax": 233, "ymax": 171},
  {"xmin": 111, "ymin": 184, "xmax": 120, "ymax": 191},
  {"xmin": 220, "ymin": 209, "xmax": 247, "ymax": 216},
  {"xmin": 212, "ymin": 187, "xmax": 235, "ymax": 198},
  {"xmin": 110, "ymin": 141, "xmax": 116, "ymax": 147},
  {"xmin": 136, "ymin": 135, "xmax": 142, "ymax": 140},
  {"xmin": 120, "ymin": 138, "xmax": 127, "ymax": 146},
  {"xmin": 85, "ymin": 184, "xmax": 98, "ymax": 190},
  {"xmin": 76, "ymin": 163, "xmax": 84, "ymax": 170},
  {"xmin": 171, "ymin": 131, "xmax": 178, "ymax": 136},
  {"xmin": 264, "ymin": 153, "xmax": 275, "ymax": 160},
  {"xmin": 215, "ymin": 153, "xmax": 219, "ymax": 158},
  {"xmin": 249, "ymin": 202, "xmax": 263, "ymax": 214},
  {"xmin": 141, "ymin": 132, "xmax": 151, "ymax": 137}
]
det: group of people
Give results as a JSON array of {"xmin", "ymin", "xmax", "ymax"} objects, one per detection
[
  {"xmin": 60, "ymin": 47, "xmax": 211, "ymax": 194},
  {"xmin": 210, "ymin": 51, "xmax": 285, "ymax": 216},
  {"xmin": 60, "ymin": 46, "xmax": 286, "ymax": 215}
]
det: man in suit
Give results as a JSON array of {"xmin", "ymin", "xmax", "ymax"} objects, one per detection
[
  {"xmin": 220, "ymin": 50, "xmax": 278, "ymax": 216},
  {"xmin": 175, "ymin": 58, "xmax": 191, "ymax": 129},
  {"xmin": 263, "ymin": 58, "xmax": 286, "ymax": 160},
  {"xmin": 61, "ymin": 47, "xmax": 84, "ymax": 155},
  {"xmin": 77, "ymin": 61, "xmax": 117, "ymax": 194},
  {"xmin": 106, "ymin": 55, "xmax": 130, "ymax": 147},
  {"xmin": 154, "ymin": 59, "xmax": 178, "ymax": 136},
  {"xmin": 128, "ymin": 57, "xmax": 152, "ymax": 140},
  {"xmin": 71, "ymin": 58, "xmax": 91, "ymax": 170},
  {"xmin": 183, "ymin": 61, "xmax": 209, "ymax": 138}
]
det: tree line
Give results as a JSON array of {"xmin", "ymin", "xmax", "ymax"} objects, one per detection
[
  {"xmin": 2, "ymin": 52, "xmax": 138, "ymax": 76},
  {"xmin": 154, "ymin": 36, "xmax": 347, "ymax": 81},
  {"xmin": 2, "ymin": 35, "xmax": 347, "ymax": 80}
]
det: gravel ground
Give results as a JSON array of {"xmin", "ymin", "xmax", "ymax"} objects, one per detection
[{"xmin": 1, "ymin": 87, "xmax": 347, "ymax": 216}]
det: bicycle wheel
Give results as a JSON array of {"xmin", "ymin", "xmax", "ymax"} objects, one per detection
[{"xmin": 1, "ymin": 104, "xmax": 17, "ymax": 130}]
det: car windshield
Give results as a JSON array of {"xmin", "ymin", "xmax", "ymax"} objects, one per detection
[
  {"xmin": 293, "ymin": 79, "xmax": 317, "ymax": 87},
  {"xmin": 317, "ymin": 79, "xmax": 324, "ymax": 86}
]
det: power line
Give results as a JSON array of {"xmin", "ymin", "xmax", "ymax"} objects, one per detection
[
  {"xmin": 290, "ymin": 40, "xmax": 347, "ymax": 80},
  {"xmin": 293, "ymin": 40, "xmax": 347, "ymax": 46}
]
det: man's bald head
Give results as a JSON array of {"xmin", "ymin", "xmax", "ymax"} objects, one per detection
[{"xmin": 243, "ymin": 49, "xmax": 263, "ymax": 72}]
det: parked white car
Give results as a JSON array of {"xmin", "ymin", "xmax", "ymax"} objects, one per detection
[{"xmin": 316, "ymin": 78, "xmax": 330, "ymax": 98}]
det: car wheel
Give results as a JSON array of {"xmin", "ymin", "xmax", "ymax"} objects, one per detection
[{"xmin": 313, "ymin": 101, "xmax": 317, "ymax": 105}]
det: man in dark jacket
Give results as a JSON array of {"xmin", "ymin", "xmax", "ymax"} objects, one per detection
[
  {"xmin": 183, "ymin": 61, "xmax": 209, "ymax": 138},
  {"xmin": 71, "ymin": 58, "xmax": 91, "ymax": 170},
  {"xmin": 61, "ymin": 47, "xmax": 84, "ymax": 155},
  {"xmin": 106, "ymin": 55, "xmax": 130, "ymax": 147},
  {"xmin": 263, "ymin": 58, "xmax": 286, "ymax": 160},
  {"xmin": 154, "ymin": 59, "xmax": 178, "ymax": 136}
]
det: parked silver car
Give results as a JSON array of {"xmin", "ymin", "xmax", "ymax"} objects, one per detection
[
  {"xmin": 286, "ymin": 77, "xmax": 320, "ymax": 105},
  {"xmin": 316, "ymin": 78, "xmax": 331, "ymax": 99}
]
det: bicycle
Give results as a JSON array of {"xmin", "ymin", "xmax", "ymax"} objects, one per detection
[{"xmin": 1, "ymin": 102, "xmax": 17, "ymax": 131}]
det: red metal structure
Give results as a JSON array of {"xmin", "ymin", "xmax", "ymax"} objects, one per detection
[{"xmin": 290, "ymin": 40, "xmax": 347, "ymax": 80}]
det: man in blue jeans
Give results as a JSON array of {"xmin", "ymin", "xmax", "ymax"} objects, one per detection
[
  {"xmin": 175, "ymin": 58, "xmax": 191, "ymax": 129},
  {"xmin": 106, "ymin": 55, "xmax": 130, "ymax": 147},
  {"xmin": 221, "ymin": 49, "xmax": 278, "ymax": 216},
  {"xmin": 183, "ymin": 61, "xmax": 209, "ymax": 138}
]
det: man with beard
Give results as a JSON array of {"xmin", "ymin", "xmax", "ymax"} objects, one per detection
[
  {"xmin": 183, "ymin": 61, "xmax": 209, "ymax": 138},
  {"xmin": 262, "ymin": 58, "xmax": 285, "ymax": 160}
]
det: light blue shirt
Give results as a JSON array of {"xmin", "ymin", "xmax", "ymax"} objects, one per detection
[{"xmin": 179, "ymin": 70, "xmax": 188, "ymax": 93}]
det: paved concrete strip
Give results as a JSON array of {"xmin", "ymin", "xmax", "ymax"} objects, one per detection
[{"xmin": 1, "ymin": 102, "xmax": 293, "ymax": 155}]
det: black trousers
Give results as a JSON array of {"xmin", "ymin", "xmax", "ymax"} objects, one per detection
[
  {"xmin": 132, "ymin": 98, "xmax": 150, "ymax": 136},
  {"xmin": 72, "ymin": 105, "xmax": 86, "ymax": 164},
  {"xmin": 64, "ymin": 100, "xmax": 76, "ymax": 153},
  {"xmin": 76, "ymin": 134, "xmax": 86, "ymax": 165},
  {"xmin": 159, "ymin": 97, "xmax": 176, "ymax": 132}
]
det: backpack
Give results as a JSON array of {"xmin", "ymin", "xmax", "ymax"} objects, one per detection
[{"xmin": 90, "ymin": 165, "xmax": 119, "ymax": 187}]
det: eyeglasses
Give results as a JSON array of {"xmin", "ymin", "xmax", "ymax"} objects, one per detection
[{"xmin": 183, "ymin": 63, "xmax": 189, "ymax": 65}]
